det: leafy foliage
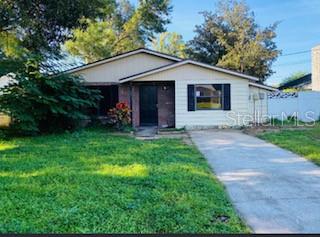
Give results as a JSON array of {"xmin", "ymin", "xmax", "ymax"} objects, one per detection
[
  {"xmin": 0, "ymin": 129, "xmax": 249, "ymax": 233},
  {"xmin": 0, "ymin": 0, "xmax": 115, "ymax": 54},
  {"xmin": 0, "ymin": 32, "xmax": 27, "ymax": 58},
  {"xmin": 65, "ymin": 0, "xmax": 172, "ymax": 63},
  {"xmin": 65, "ymin": 20, "xmax": 118, "ymax": 63},
  {"xmin": 0, "ymin": 56, "xmax": 101, "ymax": 135},
  {"xmin": 108, "ymin": 102, "xmax": 131, "ymax": 130},
  {"xmin": 152, "ymin": 32, "xmax": 187, "ymax": 58},
  {"xmin": 187, "ymin": 0, "xmax": 280, "ymax": 81},
  {"xmin": 187, "ymin": 12, "xmax": 227, "ymax": 65},
  {"xmin": 137, "ymin": 0, "xmax": 172, "ymax": 39}
]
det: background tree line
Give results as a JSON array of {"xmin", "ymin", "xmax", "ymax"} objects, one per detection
[
  {"xmin": 0, "ymin": 0, "xmax": 280, "ymax": 80},
  {"xmin": 64, "ymin": 0, "xmax": 280, "ymax": 80}
]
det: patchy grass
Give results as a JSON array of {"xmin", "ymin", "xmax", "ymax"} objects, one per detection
[
  {"xmin": 258, "ymin": 123, "xmax": 320, "ymax": 166},
  {"xmin": 268, "ymin": 117, "xmax": 310, "ymax": 127},
  {"xmin": 0, "ymin": 129, "xmax": 248, "ymax": 233}
]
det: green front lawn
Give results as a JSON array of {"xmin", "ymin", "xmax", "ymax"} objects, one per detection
[
  {"xmin": 0, "ymin": 129, "xmax": 248, "ymax": 233},
  {"xmin": 258, "ymin": 124, "xmax": 320, "ymax": 166}
]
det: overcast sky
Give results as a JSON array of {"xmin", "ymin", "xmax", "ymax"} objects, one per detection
[{"xmin": 130, "ymin": 0, "xmax": 320, "ymax": 85}]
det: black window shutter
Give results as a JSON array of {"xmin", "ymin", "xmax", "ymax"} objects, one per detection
[
  {"xmin": 187, "ymin": 85, "xmax": 195, "ymax": 111},
  {"xmin": 223, "ymin": 84, "xmax": 231, "ymax": 110}
]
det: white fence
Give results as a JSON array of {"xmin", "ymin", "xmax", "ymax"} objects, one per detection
[{"xmin": 268, "ymin": 91, "xmax": 320, "ymax": 122}]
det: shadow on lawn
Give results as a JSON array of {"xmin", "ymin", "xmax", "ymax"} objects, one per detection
[
  {"xmin": 0, "ymin": 130, "xmax": 207, "ymax": 182},
  {"xmin": 0, "ymin": 130, "xmax": 247, "ymax": 233}
]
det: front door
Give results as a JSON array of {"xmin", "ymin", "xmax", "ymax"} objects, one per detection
[{"xmin": 140, "ymin": 85, "xmax": 158, "ymax": 126}]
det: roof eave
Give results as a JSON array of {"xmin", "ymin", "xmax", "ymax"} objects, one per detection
[{"xmin": 249, "ymin": 82, "xmax": 278, "ymax": 91}]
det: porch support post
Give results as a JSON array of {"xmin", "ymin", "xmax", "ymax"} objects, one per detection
[{"xmin": 129, "ymin": 82, "xmax": 133, "ymax": 125}]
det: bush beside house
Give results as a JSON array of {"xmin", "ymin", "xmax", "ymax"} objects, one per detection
[
  {"xmin": 108, "ymin": 102, "xmax": 131, "ymax": 131},
  {"xmin": 0, "ymin": 57, "xmax": 102, "ymax": 136}
]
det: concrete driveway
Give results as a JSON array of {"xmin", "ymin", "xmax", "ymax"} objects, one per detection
[{"xmin": 189, "ymin": 130, "xmax": 320, "ymax": 234}]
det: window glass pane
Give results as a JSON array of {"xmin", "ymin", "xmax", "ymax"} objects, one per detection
[
  {"xmin": 196, "ymin": 85, "xmax": 221, "ymax": 97},
  {"xmin": 196, "ymin": 97, "xmax": 222, "ymax": 109}
]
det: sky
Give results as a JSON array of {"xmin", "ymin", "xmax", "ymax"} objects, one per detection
[{"xmin": 131, "ymin": 0, "xmax": 320, "ymax": 86}]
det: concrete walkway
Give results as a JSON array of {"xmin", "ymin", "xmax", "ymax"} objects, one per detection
[
  {"xmin": 189, "ymin": 130, "xmax": 320, "ymax": 234},
  {"xmin": 135, "ymin": 126, "xmax": 158, "ymax": 139}
]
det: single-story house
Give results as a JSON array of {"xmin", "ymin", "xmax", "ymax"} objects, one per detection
[
  {"xmin": 67, "ymin": 48, "xmax": 276, "ymax": 128},
  {"xmin": 0, "ymin": 76, "xmax": 11, "ymax": 126},
  {"xmin": 0, "ymin": 75, "xmax": 11, "ymax": 88}
]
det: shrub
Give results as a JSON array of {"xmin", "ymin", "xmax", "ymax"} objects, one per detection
[
  {"xmin": 108, "ymin": 102, "xmax": 131, "ymax": 130},
  {"xmin": 0, "ymin": 56, "xmax": 101, "ymax": 135}
]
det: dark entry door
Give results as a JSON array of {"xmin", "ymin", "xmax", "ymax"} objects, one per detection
[{"xmin": 140, "ymin": 85, "xmax": 158, "ymax": 126}]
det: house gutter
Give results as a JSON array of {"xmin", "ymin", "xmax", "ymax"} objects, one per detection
[{"xmin": 249, "ymin": 82, "xmax": 278, "ymax": 91}]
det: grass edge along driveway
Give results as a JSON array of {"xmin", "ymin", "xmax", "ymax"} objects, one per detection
[
  {"xmin": 258, "ymin": 124, "xmax": 320, "ymax": 167},
  {"xmin": 0, "ymin": 129, "xmax": 249, "ymax": 233}
]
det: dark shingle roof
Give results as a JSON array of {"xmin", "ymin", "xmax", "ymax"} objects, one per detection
[{"xmin": 278, "ymin": 74, "xmax": 311, "ymax": 90}]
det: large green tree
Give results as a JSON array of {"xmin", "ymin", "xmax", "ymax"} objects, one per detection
[
  {"xmin": 187, "ymin": 11, "xmax": 227, "ymax": 65},
  {"xmin": 151, "ymin": 32, "xmax": 187, "ymax": 58},
  {"xmin": 65, "ymin": 0, "xmax": 172, "ymax": 63},
  {"xmin": 187, "ymin": 0, "xmax": 280, "ymax": 81},
  {"xmin": 0, "ymin": 0, "xmax": 117, "ymax": 72},
  {"xmin": 0, "ymin": 0, "xmax": 115, "ymax": 54}
]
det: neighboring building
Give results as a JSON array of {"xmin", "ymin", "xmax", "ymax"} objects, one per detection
[
  {"xmin": 278, "ymin": 73, "xmax": 312, "ymax": 91},
  {"xmin": 67, "ymin": 48, "xmax": 276, "ymax": 129},
  {"xmin": 312, "ymin": 45, "xmax": 320, "ymax": 91},
  {"xmin": 0, "ymin": 76, "xmax": 10, "ymax": 88},
  {"xmin": 278, "ymin": 45, "xmax": 320, "ymax": 91},
  {"xmin": 0, "ymin": 76, "xmax": 11, "ymax": 127}
]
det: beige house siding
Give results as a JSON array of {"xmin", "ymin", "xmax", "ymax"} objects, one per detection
[
  {"xmin": 0, "ymin": 76, "xmax": 10, "ymax": 127},
  {"xmin": 0, "ymin": 114, "xmax": 10, "ymax": 127},
  {"xmin": 74, "ymin": 53, "xmax": 175, "ymax": 83},
  {"xmin": 133, "ymin": 64, "xmax": 250, "ymax": 128},
  {"xmin": 249, "ymin": 86, "xmax": 269, "ymax": 123},
  {"xmin": 0, "ymin": 76, "xmax": 10, "ymax": 88}
]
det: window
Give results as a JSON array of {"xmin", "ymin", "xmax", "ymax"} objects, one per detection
[
  {"xmin": 87, "ymin": 85, "xmax": 119, "ymax": 116},
  {"xmin": 187, "ymin": 84, "xmax": 231, "ymax": 111},
  {"xmin": 195, "ymin": 85, "xmax": 222, "ymax": 110}
]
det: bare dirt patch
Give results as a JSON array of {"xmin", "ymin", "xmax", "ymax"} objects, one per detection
[{"xmin": 242, "ymin": 125, "xmax": 314, "ymax": 136}]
